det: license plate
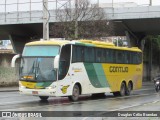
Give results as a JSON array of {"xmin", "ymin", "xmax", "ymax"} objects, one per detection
[{"xmin": 32, "ymin": 91, "xmax": 38, "ymax": 95}]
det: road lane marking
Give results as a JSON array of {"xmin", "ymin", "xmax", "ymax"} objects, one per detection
[
  {"xmin": 0, "ymin": 92, "xmax": 157, "ymax": 106},
  {"xmin": 82, "ymin": 99, "xmax": 160, "ymax": 120},
  {"xmin": 1, "ymin": 93, "xmax": 158, "ymax": 112},
  {"xmin": 134, "ymin": 88, "xmax": 154, "ymax": 91}
]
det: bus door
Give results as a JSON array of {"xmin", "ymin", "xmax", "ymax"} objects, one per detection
[{"xmin": 57, "ymin": 45, "xmax": 71, "ymax": 95}]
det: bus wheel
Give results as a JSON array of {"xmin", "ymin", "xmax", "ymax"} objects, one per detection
[
  {"xmin": 125, "ymin": 82, "xmax": 132, "ymax": 96},
  {"xmin": 68, "ymin": 84, "xmax": 80, "ymax": 102},
  {"xmin": 39, "ymin": 96, "xmax": 49, "ymax": 101},
  {"xmin": 119, "ymin": 82, "xmax": 126, "ymax": 96},
  {"xmin": 113, "ymin": 92, "xmax": 120, "ymax": 97},
  {"xmin": 91, "ymin": 93, "xmax": 106, "ymax": 98}
]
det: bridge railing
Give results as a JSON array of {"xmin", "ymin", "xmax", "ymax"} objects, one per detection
[
  {"xmin": 0, "ymin": 0, "xmax": 159, "ymax": 24},
  {"xmin": 0, "ymin": 0, "xmax": 72, "ymax": 24}
]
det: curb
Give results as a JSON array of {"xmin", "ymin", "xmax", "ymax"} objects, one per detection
[
  {"xmin": 0, "ymin": 86, "xmax": 19, "ymax": 92},
  {"xmin": 142, "ymin": 82, "xmax": 154, "ymax": 86},
  {"xmin": 0, "ymin": 89, "xmax": 19, "ymax": 92},
  {"xmin": 0, "ymin": 82, "xmax": 154, "ymax": 92}
]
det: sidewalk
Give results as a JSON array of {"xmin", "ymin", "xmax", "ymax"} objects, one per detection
[
  {"xmin": 0, "ymin": 81, "xmax": 154, "ymax": 92},
  {"xmin": 142, "ymin": 81, "xmax": 154, "ymax": 86},
  {"xmin": 0, "ymin": 86, "xmax": 18, "ymax": 92}
]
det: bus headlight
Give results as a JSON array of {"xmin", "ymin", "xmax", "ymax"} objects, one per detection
[
  {"xmin": 46, "ymin": 85, "xmax": 56, "ymax": 89},
  {"xmin": 19, "ymin": 81, "xmax": 26, "ymax": 88}
]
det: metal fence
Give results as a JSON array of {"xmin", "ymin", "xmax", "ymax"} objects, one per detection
[
  {"xmin": 0, "ymin": 0, "xmax": 158, "ymax": 23},
  {"xmin": 0, "ymin": 0, "xmax": 74, "ymax": 23}
]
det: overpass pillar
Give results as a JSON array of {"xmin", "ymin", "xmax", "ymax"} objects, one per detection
[
  {"xmin": 125, "ymin": 31, "xmax": 137, "ymax": 47},
  {"xmin": 9, "ymin": 35, "xmax": 31, "ymax": 54}
]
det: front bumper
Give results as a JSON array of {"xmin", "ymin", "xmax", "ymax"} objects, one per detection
[{"xmin": 19, "ymin": 87, "xmax": 56, "ymax": 96}]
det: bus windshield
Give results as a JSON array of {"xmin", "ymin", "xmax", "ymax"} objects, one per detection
[
  {"xmin": 22, "ymin": 45, "xmax": 59, "ymax": 56},
  {"xmin": 20, "ymin": 45, "xmax": 60, "ymax": 81},
  {"xmin": 20, "ymin": 57, "xmax": 56, "ymax": 81}
]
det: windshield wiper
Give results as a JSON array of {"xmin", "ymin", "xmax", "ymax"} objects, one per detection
[{"xmin": 35, "ymin": 61, "xmax": 40, "ymax": 79}]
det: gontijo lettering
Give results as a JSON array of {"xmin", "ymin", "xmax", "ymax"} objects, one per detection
[{"xmin": 109, "ymin": 66, "xmax": 128, "ymax": 72}]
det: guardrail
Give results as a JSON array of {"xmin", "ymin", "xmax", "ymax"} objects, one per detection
[
  {"xmin": 0, "ymin": 0, "xmax": 71, "ymax": 23},
  {"xmin": 0, "ymin": 0, "xmax": 157, "ymax": 24}
]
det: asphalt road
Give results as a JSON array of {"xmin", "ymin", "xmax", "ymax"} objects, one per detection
[{"xmin": 0, "ymin": 82, "xmax": 160, "ymax": 120}]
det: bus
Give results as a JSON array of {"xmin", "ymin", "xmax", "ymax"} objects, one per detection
[{"xmin": 11, "ymin": 39, "xmax": 143, "ymax": 101}]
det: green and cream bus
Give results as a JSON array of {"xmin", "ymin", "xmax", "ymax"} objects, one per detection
[{"xmin": 11, "ymin": 39, "xmax": 143, "ymax": 101}]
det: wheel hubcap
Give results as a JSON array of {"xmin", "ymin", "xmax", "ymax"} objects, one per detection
[{"xmin": 73, "ymin": 87, "xmax": 79, "ymax": 98}]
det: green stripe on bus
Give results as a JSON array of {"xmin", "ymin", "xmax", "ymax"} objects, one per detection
[
  {"xmin": 75, "ymin": 42, "xmax": 95, "ymax": 47},
  {"xmin": 84, "ymin": 44, "xmax": 95, "ymax": 47},
  {"xmin": 36, "ymin": 82, "xmax": 52, "ymax": 87},
  {"xmin": 84, "ymin": 63, "xmax": 109, "ymax": 88},
  {"xmin": 93, "ymin": 64, "xmax": 109, "ymax": 87},
  {"xmin": 84, "ymin": 63, "xmax": 101, "ymax": 88},
  {"xmin": 75, "ymin": 43, "xmax": 86, "ymax": 46}
]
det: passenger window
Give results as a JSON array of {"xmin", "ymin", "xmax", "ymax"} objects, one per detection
[
  {"xmin": 96, "ymin": 48, "xmax": 103, "ymax": 62},
  {"xmin": 116, "ymin": 51, "xmax": 124, "ymax": 63},
  {"xmin": 106, "ymin": 49, "xmax": 115, "ymax": 63},
  {"xmin": 72, "ymin": 46, "xmax": 84, "ymax": 62},
  {"xmin": 84, "ymin": 47, "xmax": 94, "ymax": 62},
  {"xmin": 77, "ymin": 46, "xmax": 84, "ymax": 62},
  {"xmin": 124, "ymin": 52, "xmax": 131, "ymax": 64}
]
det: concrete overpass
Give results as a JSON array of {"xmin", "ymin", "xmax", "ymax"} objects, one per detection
[
  {"xmin": 107, "ymin": 6, "xmax": 160, "ymax": 38},
  {"xmin": 1, "ymin": 5, "xmax": 160, "ymax": 53}
]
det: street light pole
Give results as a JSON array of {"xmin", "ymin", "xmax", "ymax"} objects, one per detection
[
  {"xmin": 149, "ymin": 0, "xmax": 152, "ymax": 6},
  {"xmin": 74, "ymin": 0, "xmax": 78, "ymax": 39},
  {"xmin": 112, "ymin": 0, "xmax": 114, "ymax": 16},
  {"xmin": 43, "ymin": 0, "xmax": 49, "ymax": 40},
  {"xmin": 97, "ymin": 0, "xmax": 99, "ymax": 7}
]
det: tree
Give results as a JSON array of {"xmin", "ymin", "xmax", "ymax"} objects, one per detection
[{"xmin": 50, "ymin": 0, "xmax": 113, "ymax": 39}]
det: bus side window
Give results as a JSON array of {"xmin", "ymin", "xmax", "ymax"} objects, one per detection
[
  {"xmin": 59, "ymin": 60, "xmax": 66, "ymax": 80},
  {"xmin": 134, "ymin": 52, "xmax": 142, "ymax": 64},
  {"xmin": 102, "ymin": 49, "xmax": 106, "ymax": 63},
  {"xmin": 72, "ymin": 46, "xmax": 77, "ymax": 62},
  {"xmin": 90, "ymin": 48, "xmax": 95, "ymax": 62},
  {"xmin": 116, "ymin": 51, "xmax": 122, "ymax": 63},
  {"xmin": 84, "ymin": 47, "xmax": 90, "ymax": 62},
  {"xmin": 96, "ymin": 49, "xmax": 102, "ymax": 62},
  {"xmin": 84, "ymin": 47, "xmax": 95, "ymax": 62},
  {"xmin": 72, "ymin": 46, "xmax": 84, "ymax": 62},
  {"xmin": 137, "ymin": 52, "xmax": 142, "ymax": 64},
  {"xmin": 106, "ymin": 49, "xmax": 114, "ymax": 63},
  {"xmin": 77, "ymin": 47, "xmax": 82, "ymax": 62},
  {"xmin": 125, "ymin": 52, "xmax": 130, "ymax": 64}
]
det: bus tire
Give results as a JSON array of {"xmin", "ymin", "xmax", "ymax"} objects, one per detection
[
  {"xmin": 125, "ymin": 82, "xmax": 132, "ymax": 96},
  {"xmin": 68, "ymin": 84, "xmax": 80, "ymax": 102},
  {"xmin": 39, "ymin": 96, "xmax": 49, "ymax": 101},
  {"xmin": 91, "ymin": 93, "xmax": 106, "ymax": 98},
  {"xmin": 113, "ymin": 92, "xmax": 120, "ymax": 97},
  {"xmin": 119, "ymin": 82, "xmax": 126, "ymax": 96}
]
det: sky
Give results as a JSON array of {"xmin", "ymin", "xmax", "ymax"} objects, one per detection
[
  {"xmin": 0, "ymin": 0, "xmax": 160, "ymax": 12},
  {"xmin": 98, "ymin": 0, "xmax": 160, "ymax": 6}
]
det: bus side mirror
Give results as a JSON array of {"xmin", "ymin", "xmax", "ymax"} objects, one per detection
[
  {"xmin": 11, "ymin": 54, "xmax": 21, "ymax": 67},
  {"xmin": 54, "ymin": 55, "xmax": 60, "ymax": 69}
]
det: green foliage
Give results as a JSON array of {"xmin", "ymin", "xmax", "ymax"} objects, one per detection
[
  {"xmin": 50, "ymin": 0, "xmax": 113, "ymax": 39},
  {"xmin": 113, "ymin": 39, "xmax": 123, "ymax": 46},
  {"xmin": 0, "ymin": 40, "xmax": 2, "ymax": 45},
  {"xmin": 50, "ymin": 20, "xmax": 113, "ymax": 39}
]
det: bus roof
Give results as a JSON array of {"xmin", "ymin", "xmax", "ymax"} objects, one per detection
[
  {"xmin": 25, "ymin": 39, "xmax": 142, "ymax": 52},
  {"xmin": 26, "ymin": 40, "xmax": 71, "ymax": 46}
]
